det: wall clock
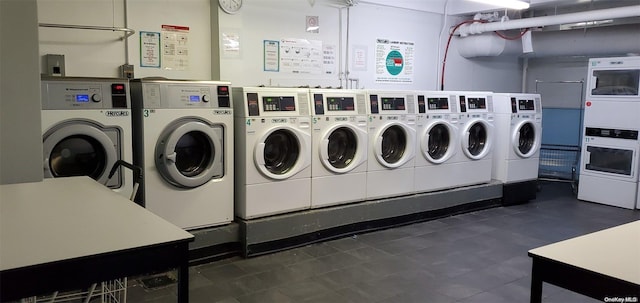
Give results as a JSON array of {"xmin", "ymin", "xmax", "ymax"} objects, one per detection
[{"xmin": 219, "ymin": 0, "xmax": 242, "ymax": 14}]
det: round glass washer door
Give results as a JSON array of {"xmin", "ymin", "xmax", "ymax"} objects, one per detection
[
  {"xmin": 320, "ymin": 125, "xmax": 367, "ymax": 174},
  {"xmin": 374, "ymin": 123, "xmax": 416, "ymax": 168},
  {"xmin": 255, "ymin": 126, "xmax": 311, "ymax": 180},
  {"xmin": 512, "ymin": 120, "xmax": 540, "ymax": 158},
  {"xmin": 42, "ymin": 121, "xmax": 120, "ymax": 188},
  {"xmin": 461, "ymin": 119, "xmax": 493, "ymax": 160},
  {"xmin": 155, "ymin": 118, "xmax": 223, "ymax": 189},
  {"xmin": 421, "ymin": 121, "xmax": 457, "ymax": 164}
]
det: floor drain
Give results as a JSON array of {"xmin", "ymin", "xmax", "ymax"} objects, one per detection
[{"xmin": 139, "ymin": 274, "xmax": 176, "ymax": 289}]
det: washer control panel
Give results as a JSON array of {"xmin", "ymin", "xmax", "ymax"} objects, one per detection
[{"xmin": 41, "ymin": 78, "xmax": 129, "ymax": 110}]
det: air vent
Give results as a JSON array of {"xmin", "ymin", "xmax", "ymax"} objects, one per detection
[
  {"xmin": 356, "ymin": 93, "xmax": 366, "ymax": 115},
  {"xmin": 298, "ymin": 92, "xmax": 310, "ymax": 115},
  {"xmin": 406, "ymin": 93, "xmax": 415, "ymax": 114}
]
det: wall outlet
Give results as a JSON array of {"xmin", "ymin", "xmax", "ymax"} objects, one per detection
[{"xmin": 45, "ymin": 54, "xmax": 65, "ymax": 76}]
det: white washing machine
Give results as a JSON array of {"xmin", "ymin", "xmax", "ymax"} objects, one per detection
[
  {"xmin": 492, "ymin": 93, "xmax": 543, "ymax": 204},
  {"xmin": 233, "ymin": 87, "xmax": 312, "ymax": 219},
  {"xmin": 309, "ymin": 88, "xmax": 368, "ymax": 208},
  {"xmin": 413, "ymin": 91, "xmax": 460, "ymax": 194},
  {"xmin": 41, "ymin": 77, "xmax": 133, "ymax": 199},
  {"xmin": 365, "ymin": 90, "xmax": 416, "ymax": 200},
  {"xmin": 448, "ymin": 91, "xmax": 495, "ymax": 188},
  {"xmin": 130, "ymin": 79, "xmax": 234, "ymax": 229}
]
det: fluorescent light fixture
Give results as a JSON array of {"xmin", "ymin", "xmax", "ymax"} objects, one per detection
[{"xmin": 468, "ymin": 0, "xmax": 530, "ymax": 10}]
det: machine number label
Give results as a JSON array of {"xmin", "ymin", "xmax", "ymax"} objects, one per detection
[
  {"xmin": 143, "ymin": 109, "xmax": 150, "ymax": 117},
  {"xmin": 312, "ymin": 117, "xmax": 318, "ymax": 124},
  {"xmin": 246, "ymin": 119, "xmax": 251, "ymax": 126}
]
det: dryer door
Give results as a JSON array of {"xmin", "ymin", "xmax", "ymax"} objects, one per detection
[
  {"xmin": 512, "ymin": 120, "xmax": 540, "ymax": 158},
  {"xmin": 461, "ymin": 119, "xmax": 493, "ymax": 160},
  {"xmin": 255, "ymin": 125, "xmax": 311, "ymax": 180},
  {"xmin": 374, "ymin": 122, "xmax": 416, "ymax": 168},
  {"xmin": 320, "ymin": 124, "xmax": 367, "ymax": 174},
  {"xmin": 43, "ymin": 121, "xmax": 121, "ymax": 188},
  {"xmin": 155, "ymin": 118, "xmax": 223, "ymax": 188},
  {"xmin": 421, "ymin": 120, "xmax": 457, "ymax": 164}
]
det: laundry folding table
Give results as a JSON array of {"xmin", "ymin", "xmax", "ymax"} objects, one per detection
[
  {"xmin": 0, "ymin": 176, "xmax": 194, "ymax": 302},
  {"xmin": 528, "ymin": 220, "xmax": 640, "ymax": 303}
]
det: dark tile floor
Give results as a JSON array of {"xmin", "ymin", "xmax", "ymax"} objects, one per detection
[{"xmin": 129, "ymin": 181, "xmax": 640, "ymax": 302}]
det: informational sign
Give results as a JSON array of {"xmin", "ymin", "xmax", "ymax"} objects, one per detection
[
  {"xmin": 222, "ymin": 32, "xmax": 241, "ymax": 58},
  {"xmin": 322, "ymin": 44, "xmax": 337, "ymax": 75},
  {"xmin": 162, "ymin": 25, "xmax": 190, "ymax": 71},
  {"xmin": 264, "ymin": 40, "xmax": 279, "ymax": 72},
  {"xmin": 375, "ymin": 38, "xmax": 414, "ymax": 83},
  {"xmin": 280, "ymin": 38, "xmax": 322, "ymax": 75},
  {"xmin": 352, "ymin": 45, "xmax": 368, "ymax": 71},
  {"xmin": 140, "ymin": 31, "xmax": 160, "ymax": 68}
]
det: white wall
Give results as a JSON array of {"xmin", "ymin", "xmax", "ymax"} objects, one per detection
[
  {"xmin": 37, "ymin": 0, "xmax": 212, "ymax": 79},
  {"xmin": 36, "ymin": 0, "xmax": 522, "ymax": 92}
]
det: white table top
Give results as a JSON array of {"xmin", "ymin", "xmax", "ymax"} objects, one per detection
[
  {"xmin": 529, "ymin": 220, "xmax": 640, "ymax": 285},
  {"xmin": 0, "ymin": 177, "xmax": 193, "ymax": 271}
]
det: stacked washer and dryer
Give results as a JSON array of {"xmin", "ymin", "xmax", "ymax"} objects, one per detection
[
  {"xmin": 365, "ymin": 90, "xmax": 417, "ymax": 200},
  {"xmin": 232, "ymin": 87, "xmax": 312, "ymax": 219},
  {"xmin": 309, "ymin": 89, "xmax": 368, "ymax": 208},
  {"xmin": 130, "ymin": 79, "xmax": 234, "ymax": 229},
  {"xmin": 578, "ymin": 56, "xmax": 640, "ymax": 209},
  {"xmin": 41, "ymin": 77, "xmax": 134, "ymax": 199},
  {"xmin": 413, "ymin": 91, "xmax": 460, "ymax": 193},
  {"xmin": 492, "ymin": 93, "xmax": 543, "ymax": 205}
]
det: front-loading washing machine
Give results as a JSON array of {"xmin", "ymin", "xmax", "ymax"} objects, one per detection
[
  {"xmin": 41, "ymin": 76, "xmax": 133, "ymax": 199},
  {"xmin": 448, "ymin": 91, "xmax": 495, "ymax": 188},
  {"xmin": 365, "ymin": 90, "xmax": 416, "ymax": 200},
  {"xmin": 233, "ymin": 87, "xmax": 312, "ymax": 219},
  {"xmin": 309, "ymin": 88, "xmax": 368, "ymax": 208},
  {"xmin": 130, "ymin": 79, "xmax": 234, "ymax": 229},
  {"xmin": 492, "ymin": 93, "xmax": 542, "ymax": 205},
  {"xmin": 413, "ymin": 91, "xmax": 460, "ymax": 194}
]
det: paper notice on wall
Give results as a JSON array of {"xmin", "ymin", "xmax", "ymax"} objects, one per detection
[
  {"xmin": 375, "ymin": 38, "xmax": 414, "ymax": 84},
  {"xmin": 140, "ymin": 31, "xmax": 160, "ymax": 68},
  {"xmin": 280, "ymin": 38, "xmax": 322, "ymax": 75},
  {"xmin": 162, "ymin": 25, "xmax": 189, "ymax": 71},
  {"xmin": 264, "ymin": 40, "xmax": 280, "ymax": 72},
  {"xmin": 222, "ymin": 32, "xmax": 241, "ymax": 58},
  {"xmin": 322, "ymin": 44, "xmax": 337, "ymax": 75}
]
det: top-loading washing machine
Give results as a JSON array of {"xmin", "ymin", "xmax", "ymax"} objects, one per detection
[
  {"xmin": 309, "ymin": 88, "xmax": 368, "ymax": 208},
  {"xmin": 413, "ymin": 91, "xmax": 460, "ymax": 194},
  {"xmin": 130, "ymin": 79, "xmax": 234, "ymax": 229},
  {"xmin": 365, "ymin": 90, "xmax": 416, "ymax": 200},
  {"xmin": 448, "ymin": 91, "xmax": 495, "ymax": 188},
  {"xmin": 492, "ymin": 93, "xmax": 542, "ymax": 205},
  {"xmin": 233, "ymin": 87, "xmax": 312, "ymax": 219},
  {"xmin": 41, "ymin": 76, "xmax": 133, "ymax": 199}
]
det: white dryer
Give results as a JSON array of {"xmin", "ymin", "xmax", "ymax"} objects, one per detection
[
  {"xmin": 414, "ymin": 91, "xmax": 459, "ymax": 193},
  {"xmin": 130, "ymin": 79, "xmax": 234, "ymax": 229},
  {"xmin": 492, "ymin": 93, "xmax": 542, "ymax": 205},
  {"xmin": 41, "ymin": 77, "xmax": 133, "ymax": 199},
  {"xmin": 448, "ymin": 91, "xmax": 495, "ymax": 188},
  {"xmin": 309, "ymin": 89, "xmax": 368, "ymax": 208},
  {"xmin": 233, "ymin": 87, "xmax": 312, "ymax": 219},
  {"xmin": 365, "ymin": 90, "xmax": 416, "ymax": 200}
]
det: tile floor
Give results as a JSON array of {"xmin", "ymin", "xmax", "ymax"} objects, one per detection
[{"xmin": 128, "ymin": 181, "xmax": 640, "ymax": 302}]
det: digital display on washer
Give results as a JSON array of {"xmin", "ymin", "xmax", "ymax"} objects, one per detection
[
  {"xmin": 76, "ymin": 95, "xmax": 89, "ymax": 102},
  {"xmin": 427, "ymin": 97, "xmax": 449, "ymax": 110},
  {"xmin": 466, "ymin": 97, "xmax": 486, "ymax": 109},
  {"xmin": 263, "ymin": 96, "xmax": 296, "ymax": 112},
  {"xmin": 519, "ymin": 99, "xmax": 535, "ymax": 111},
  {"xmin": 189, "ymin": 95, "xmax": 200, "ymax": 102},
  {"xmin": 327, "ymin": 96, "xmax": 355, "ymax": 111},
  {"xmin": 381, "ymin": 97, "xmax": 405, "ymax": 110}
]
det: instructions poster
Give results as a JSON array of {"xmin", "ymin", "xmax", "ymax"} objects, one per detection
[
  {"xmin": 140, "ymin": 31, "xmax": 160, "ymax": 68},
  {"xmin": 375, "ymin": 38, "xmax": 414, "ymax": 84},
  {"xmin": 279, "ymin": 38, "xmax": 323, "ymax": 74},
  {"xmin": 162, "ymin": 25, "xmax": 190, "ymax": 71}
]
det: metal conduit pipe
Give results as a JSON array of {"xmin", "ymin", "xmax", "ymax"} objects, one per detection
[{"xmin": 457, "ymin": 5, "xmax": 640, "ymax": 37}]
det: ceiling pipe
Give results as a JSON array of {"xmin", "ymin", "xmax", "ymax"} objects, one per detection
[{"xmin": 457, "ymin": 5, "xmax": 640, "ymax": 37}]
